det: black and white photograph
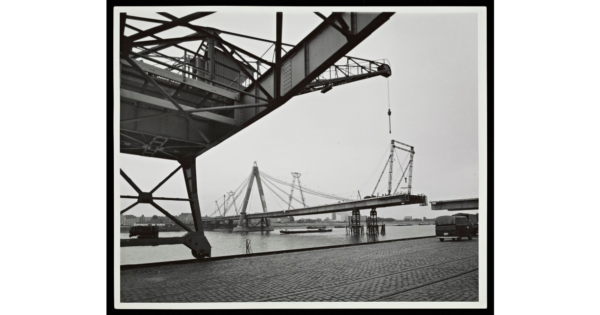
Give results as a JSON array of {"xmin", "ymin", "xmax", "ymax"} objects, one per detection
[{"xmin": 112, "ymin": 6, "xmax": 489, "ymax": 309}]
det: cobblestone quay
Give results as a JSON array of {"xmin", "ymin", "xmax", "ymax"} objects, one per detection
[{"xmin": 120, "ymin": 237, "xmax": 478, "ymax": 302}]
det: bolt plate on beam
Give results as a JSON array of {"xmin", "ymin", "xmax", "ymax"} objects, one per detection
[
  {"xmin": 139, "ymin": 192, "xmax": 153, "ymax": 203},
  {"xmin": 183, "ymin": 232, "xmax": 212, "ymax": 256},
  {"xmin": 282, "ymin": 59, "xmax": 293, "ymax": 95}
]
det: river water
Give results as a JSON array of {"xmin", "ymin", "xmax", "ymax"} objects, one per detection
[{"xmin": 120, "ymin": 225, "xmax": 436, "ymax": 265}]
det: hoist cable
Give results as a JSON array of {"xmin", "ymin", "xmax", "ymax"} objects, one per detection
[
  {"xmin": 387, "ymin": 77, "xmax": 391, "ymax": 134},
  {"xmin": 394, "ymin": 149, "xmax": 408, "ymax": 175},
  {"xmin": 393, "ymin": 160, "xmax": 412, "ymax": 195}
]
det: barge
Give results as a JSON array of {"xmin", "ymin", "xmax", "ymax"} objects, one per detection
[{"xmin": 281, "ymin": 229, "xmax": 332, "ymax": 234}]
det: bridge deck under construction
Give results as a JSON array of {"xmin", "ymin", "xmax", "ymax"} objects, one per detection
[
  {"xmin": 120, "ymin": 237, "xmax": 478, "ymax": 303},
  {"xmin": 204, "ymin": 193, "xmax": 427, "ymax": 222}
]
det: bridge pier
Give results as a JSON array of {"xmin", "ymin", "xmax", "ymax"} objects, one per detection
[
  {"xmin": 349, "ymin": 209, "xmax": 363, "ymax": 236},
  {"xmin": 366, "ymin": 208, "xmax": 379, "ymax": 236},
  {"xmin": 232, "ymin": 217, "xmax": 274, "ymax": 232}
]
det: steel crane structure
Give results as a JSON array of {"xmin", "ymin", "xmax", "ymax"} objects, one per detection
[{"xmin": 118, "ymin": 11, "xmax": 395, "ymax": 258}]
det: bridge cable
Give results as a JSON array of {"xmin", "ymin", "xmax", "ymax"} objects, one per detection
[
  {"xmin": 261, "ymin": 177, "xmax": 296, "ymax": 210},
  {"xmin": 359, "ymin": 145, "xmax": 391, "ymax": 192},
  {"xmin": 225, "ymin": 175, "xmax": 250, "ymax": 215},
  {"xmin": 263, "ymin": 179, "xmax": 285, "ymax": 210},
  {"xmin": 394, "ymin": 149, "xmax": 408, "ymax": 177},
  {"xmin": 296, "ymin": 185, "xmax": 351, "ymax": 202},
  {"xmin": 371, "ymin": 156, "xmax": 390, "ymax": 196},
  {"xmin": 230, "ymin": 178, "xmax": 249, "ymax": 215},
  {"xmin": 260, "ymin": 171, "xmax": 351, "ymax": 202},
  {"xmin": 217, "ymin": 174, "xmax": 250, "ymax": 217},
  {"xmin": 260, "ymin": 175, "xmax": 302, "ymax": 207}
]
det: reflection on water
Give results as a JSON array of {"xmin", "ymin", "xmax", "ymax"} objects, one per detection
[{"xmin": 120, "ymin": 225, "xmax": 435, "ymax": 265}]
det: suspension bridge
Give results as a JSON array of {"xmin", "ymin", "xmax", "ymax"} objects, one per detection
[{"xmin": 201, "ymin": 139, "xmax": 427, "ymax": 232}]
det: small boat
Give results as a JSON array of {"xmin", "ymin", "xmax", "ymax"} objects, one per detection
[{"xmin": 281, "ymin": 228, "xmax": 332, "ymax": 234}]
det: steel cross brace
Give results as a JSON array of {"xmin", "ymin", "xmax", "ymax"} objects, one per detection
[
  {"xmin": 119, "ymin": 167, "xmax": 194, "ymax": 232},
  {"xmin": 157, "ymin": 12, "xmax": 275, "ymax": 67}
]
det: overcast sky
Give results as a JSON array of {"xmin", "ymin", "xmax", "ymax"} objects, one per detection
[{"xmin": 119, "ymin": 9, "xmax": 480, "ymax": 220}]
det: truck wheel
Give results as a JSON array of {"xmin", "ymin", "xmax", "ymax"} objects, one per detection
[
  {"xmin": 457, "ymin": 237, "xmax": 462, "ymax": 241},
  {"xmin": 452, "ymin": 238, "xmax": 456, "ymax": 241},
  {"xmin": 439, "ymin": 238, "xmax": 444, "ymax": 242},
  {"xmin": 468, "ymin": 235, "xmax": 473, "ymax": 240}
]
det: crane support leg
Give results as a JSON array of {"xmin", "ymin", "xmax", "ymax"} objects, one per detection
[{"xmin": 180, "ymin": 157, "xmax": 212, "ymax": 258}]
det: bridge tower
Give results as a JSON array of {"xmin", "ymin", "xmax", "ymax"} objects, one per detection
[{"xmin": 233, "ymin": 162, "xmax": 274, "ymax": 232}]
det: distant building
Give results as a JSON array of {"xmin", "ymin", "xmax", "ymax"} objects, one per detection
[
  {"xmin": 332, "ymin": 213, "xmax": 336, "ymax": 220},
  {"xmin": 338, "ymin": 212, "xmax": 351, "ymax": 222},
  {"xmin": 178, "ymin": 213, "xmax": 194, "ymax": 224},
  {"xmin": 159, "ymin": 216, "xmax": 174, "ymax": 224},
  {"xmin": 404, "ymin": 216, "xmax": 412, "ymax": 221},
  {"xmin": 279, "ymin": 216, "xmax": 294, "ymax": 223},
  {"xmin": 139, "ymin": 215, "xmax": 146, "ymax": 223},
  {"xmin": 122, "ymin": 214, "xmax": 137, "ymax": 226}
]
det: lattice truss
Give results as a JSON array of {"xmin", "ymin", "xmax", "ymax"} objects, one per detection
[{"xmin": 119, "ymin": 12, "xmax": 393, "ymax": 161}]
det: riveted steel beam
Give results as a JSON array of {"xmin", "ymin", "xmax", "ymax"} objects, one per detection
[
  {"xmin": 192, "ymin": 12, "xmax": 394, "ymax": 158},
  {"xmin": 127, "ymin": 12, "xmax": 214, "ymax": 42}
]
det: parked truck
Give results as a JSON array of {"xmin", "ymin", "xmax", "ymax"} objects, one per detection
[{"xmin": 452, "ymin": 213, "xmax": 478, "ymax": 236}]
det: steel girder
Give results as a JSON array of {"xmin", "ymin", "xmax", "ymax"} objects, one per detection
[{"xmin": 119, "ymin": 12, "xmax": 394, "ymax": 161}]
